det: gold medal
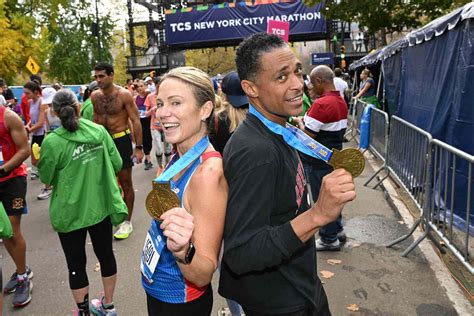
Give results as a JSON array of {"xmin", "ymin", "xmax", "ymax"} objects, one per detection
[
  {"xmin": 328, "ymin": 148, "xmax": 365, "ymax": 178},
  {"xmin": 145, "ymin": 181, "xmax": 181, "ymax": 221}
]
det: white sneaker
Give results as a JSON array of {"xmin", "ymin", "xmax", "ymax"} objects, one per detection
[
  {"xmin": 114, "ymin": 221, "xmax": 133, "ymax": 240},
  {"xmin": 37, "ymin": 188, "xmax": 52, "ymax": 200}
]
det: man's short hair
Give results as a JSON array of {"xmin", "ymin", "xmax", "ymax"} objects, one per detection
[
  {"xmin": 30, "ymin": 74, "xmax": 42, "ymax": 85},
  {"xmin": 235, "ymin": 33, "xmax": 287, "ymax": 81},
  {"xmin": 334, "ymin": 68, "xmax": 343, "ymax": 77},
  {"xmin": 94, "ymin": 62, "xmax": 114, "ymax": 75}
]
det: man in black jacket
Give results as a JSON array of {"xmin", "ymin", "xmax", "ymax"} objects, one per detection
[{"xmin": 219, "ymin": 33, "xmax": 356, "ymax": 316}]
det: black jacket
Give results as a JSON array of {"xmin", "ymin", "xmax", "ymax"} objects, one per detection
[{"xmin": 219, "ymin": 114, "xmax": 328, "ymax": 314}]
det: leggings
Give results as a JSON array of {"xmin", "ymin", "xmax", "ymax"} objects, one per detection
[
  {"xmin": 146, "ymin": 285, "xmax": 213, "ymax": 316},
  {"xmin": 58, "ymin": 217, "xmax": 116, "ymax": 290},
  {"xmin": 141, "ymin": 117, "xmax": 153, "ymax": 156}
]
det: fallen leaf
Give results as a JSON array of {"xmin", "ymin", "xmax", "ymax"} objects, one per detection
[
  {"xmin": 398, "ymin": 221, "xmax": 404, "ymax": 224},
  {"xmin": 320, "ymin": 270, "xmax": 334, "ymax": 279},
  {"xmin": 327, "ymin": 259, "xmax": 342, "ymax": 265},
  {"xmin": 346, "ymin": 304, "xmax": 359, "ymax": 312},
  {"xmin": 94, "ymin": 262, "xmax": 101, "ymax": 272}
]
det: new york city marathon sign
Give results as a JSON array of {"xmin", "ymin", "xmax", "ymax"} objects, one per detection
[{"xmin": 165, "ymin": 1, "xmax": 326, "ymax": 45}]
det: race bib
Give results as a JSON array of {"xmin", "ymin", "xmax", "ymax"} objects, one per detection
[
  {"xmin": 140, "ymin": 221, "xmax": 165, "ymax": 283},
  {"xmin": 139, "ymin": 109, "xmax": 146, "ymax": 118}
]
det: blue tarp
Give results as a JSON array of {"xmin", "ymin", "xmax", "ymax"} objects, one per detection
[{"xmin": 350, "ymin": 3, "xmax": 474, "ymax": 233}]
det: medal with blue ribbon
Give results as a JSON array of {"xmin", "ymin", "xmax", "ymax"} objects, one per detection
[
  {"xmin": 145, "ymin": 136, "xmax": 210, "ymax": 220},
  {"xmin": 249, "ymin": 106, "xmax": 364, "ymax": 177}
]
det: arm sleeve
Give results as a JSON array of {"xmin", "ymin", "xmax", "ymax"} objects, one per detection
[
  {"xmin": 223, "ymin": 161, "xmax": 305, "ymax": 275},
  {"xmin": 37, "ymin": 138, "xmax": 58, "ymax": 185},
  {"xmin": 103, "ymin": 128, "xmax": 122, "ymax": 173}
]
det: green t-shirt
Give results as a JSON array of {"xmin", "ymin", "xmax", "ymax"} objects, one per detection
[{"xmin": 80, "ymin": 98, "xmax": 94, "ymax": 121}]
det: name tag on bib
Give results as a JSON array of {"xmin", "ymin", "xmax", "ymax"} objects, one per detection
[{"xmin": 140, "ymin": 221, "xmax": 165, "ymax": 283}]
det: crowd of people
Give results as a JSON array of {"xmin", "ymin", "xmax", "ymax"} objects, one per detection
[{"xmin": 1, "ymin": 32, "xmax": 361, "ymax": 316}]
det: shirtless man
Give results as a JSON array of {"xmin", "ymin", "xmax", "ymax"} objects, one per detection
[{"xmin": 91, "ymin": 62, "xmax": 143, "ymax": 240}]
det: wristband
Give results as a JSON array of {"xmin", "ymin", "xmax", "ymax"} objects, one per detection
[{"xmin": 136, "ymin": 144, "xmax": 143, "ymax": 150}]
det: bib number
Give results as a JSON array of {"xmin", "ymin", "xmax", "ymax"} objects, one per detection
[{"xmin": 140, "ymin": 222, "xmax": 165, "ymax": 283}]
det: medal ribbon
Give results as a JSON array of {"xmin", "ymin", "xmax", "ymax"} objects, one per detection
[
  {"xmin": 154, "ymin": 136, "xmax": 210, "ymax": 183},
  {"xmin": 249, "ymin": 105, "xmax": 333, "ymax": 162}
]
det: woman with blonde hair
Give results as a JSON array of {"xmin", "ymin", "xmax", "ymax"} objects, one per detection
[
  {"xmin": 209, "ymin": 71, "xmax": 249, "ymax": 154},
  {"xmin": 141, "ymin": 67, "xmax": 228, "ymax": 315}
]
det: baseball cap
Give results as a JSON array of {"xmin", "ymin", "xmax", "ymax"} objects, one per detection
[
  {"xmin": 88, "ymin": 81, "xmax": 99, "ymax": 91},
  {"xmin": 42, "ymin": 87, "xmax": 57, "ymax": 104},
  {"xmin": 145, "ymin": 76, "xmax": 153, "ymax": 82},
  {"xmin": 221, "ymin": 71, "xmax": 249, "ymax": 108}
]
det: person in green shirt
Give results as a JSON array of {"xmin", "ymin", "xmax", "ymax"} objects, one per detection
[
  {"xmin": 37, "ymin": 89, "xmax": 127, "ymax": 316},
  {"xmin": 80, "ymin": 81, "xmax": 99, "ymax": 121}
]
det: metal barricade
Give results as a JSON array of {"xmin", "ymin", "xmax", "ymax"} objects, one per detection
[
  {"xmin": 365, "ymin": 116, "xmax": 440, "ymax": 256},
  {"xmin": 426, "ymin": 140, "xmax": 474, "ymax": 273},
  {"xmin": 368, "ymin": 107, "xmax": 389, "ymax": 162},
  {"xmin": 350, "ymin": 99, "xmax": 367, "ymax": 140},
  {"xmin": 344, "ymin": 97, "xmax": 357, "ymax": 139}
]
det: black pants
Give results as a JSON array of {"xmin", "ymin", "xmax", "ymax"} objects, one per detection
[
  {"xmin": 141, "ymin": 117, "xmax": 152, "ymax": 156},
  {"xmin": 146, "ymin": 285, "xmax": 213, "ymax": 316},
  {"xmin": 58, "ymin": 217, "xmax": 116, "ymax": 290}
]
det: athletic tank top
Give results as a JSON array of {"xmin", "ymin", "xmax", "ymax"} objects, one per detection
[
  {"xmin": 136, "ymin": 95, "xmax": 147, "ymax": 119},
  {"xmin": 142, "ymin": 151, "xmax": 222, "ymax": 303},
  {"xmin": 0, "ymin": 106, "xmax": 28, "ymax": 182},
  {"xmin": 46, "ymin": 108, "xmax": 62, "ymax": 131},
  {"xmin": 29, "ymin": 97, "xmax": 46, "ymax": 136}
]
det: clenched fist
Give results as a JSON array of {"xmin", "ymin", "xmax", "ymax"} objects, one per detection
[{"xmin": 312, "ymin": 168, "xmax": 356, "ymax": 226}]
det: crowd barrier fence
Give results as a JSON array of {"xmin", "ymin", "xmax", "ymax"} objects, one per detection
[
  {"xmin": 426, "ymin": 140, "xmax": 474, "ymax": 273},
  {"xmin": 361, "ymin": 114, "xmax": 473, "ymax": 273},
  {"xmin": 368, "ymin": 107, "xmax": 389, "ymax": 162}
]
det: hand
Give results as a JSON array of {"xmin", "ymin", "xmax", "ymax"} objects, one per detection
[
  {"xmin": 311, "ymin": 169, "xmax": 356, "ymax": 227},
  {"xmin": 133, "ymin": 147, "xmax": 144, "ymax": 163},
  {"xmin": 0, "ymin": 165, "xmax": 10, "ymax": 178},
  {"xmin": 160, "ymin": 208, "xmax": 194, "ymax": 259},
  {"xmin": 292, "ymin": 116, "xmax": 302, "ymax": 125}
]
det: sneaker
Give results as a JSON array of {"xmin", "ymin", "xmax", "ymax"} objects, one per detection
[
  {"xmin": 114, "ymin": 221, "xmax": 133, "ymax": 240},
  {"xmin": 315, "ymin": 238, "xmax": 341, "ymax": 251},
  {"xmin": 4, "ymin": 266, "xmax": 34, "ymax": 294},
  {"xmin": 144, "ymin": 160, "xmax": 153, "ymax": 171},
  {"xmin": 30, "ymin": 172, "xmax": 38, "ymax": 180},
  {"xmin": 90, "ymin": 297, "xmax": 117, "ymax": 316},
  {"xmin": 37, "ymin": 187, "xmax": 52, "ymax": 200},
  {"xmin": 12, "ymin": 278, "xmax": 33, "ymax": 307},
  {"xmin": 337, "ymin": 231, "xmax": 347, "ymax": 243}
]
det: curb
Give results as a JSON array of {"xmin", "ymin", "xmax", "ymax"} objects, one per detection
[{"xmin": 364, "ymin": 152, "xmax": 473, "ymax": 314}]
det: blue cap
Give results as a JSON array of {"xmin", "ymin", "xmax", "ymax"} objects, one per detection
[{"xmin": 221, "ymin": 71, "xmax": 249, "ymax": 108}]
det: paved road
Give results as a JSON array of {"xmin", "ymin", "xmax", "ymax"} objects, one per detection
[
  {"xmin": 1, "ymin": 143, "xmax": 464, "ymax": 315},
  {"xmin": 1, "ymin": 162, "xmax": 226, "ymax": 315}
]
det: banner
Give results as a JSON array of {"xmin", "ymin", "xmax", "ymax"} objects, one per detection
[
  {"xmin": 165, "ymin": 1, "xmax": 325, "ymax": 45},
  {"xmin": 267, "ymin": 19, "xmax": 290, "ymax": 42},
  {"xmin": 311, "ymin": 52, "xmax": 334, "ymax": 65}
]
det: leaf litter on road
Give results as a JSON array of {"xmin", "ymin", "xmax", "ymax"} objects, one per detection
[{"xmin": 320, "ymin": 270, "xmax": 334, "ymax": 279}]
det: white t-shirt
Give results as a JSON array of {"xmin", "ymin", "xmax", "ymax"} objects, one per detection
[
  {"xmin": 0, "ymin": 95, "xmax": 6, "ymax": 106},
  {"xmin": 333, "ymin": 77, "xmax": 348, "ymax": 98}
]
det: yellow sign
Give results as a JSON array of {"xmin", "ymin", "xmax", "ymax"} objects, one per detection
[{"xmin": 26, "ymin": 57, "xmax": 40, "ymax": 74}]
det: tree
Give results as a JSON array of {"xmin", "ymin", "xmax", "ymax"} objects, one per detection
[
  {"xmin": 0, "ymin": 0, "xmax": 50, "ymax": 83},
  {"xmin": 48, "ymin": 1, "xmax": 115, "ymax": 84},
  {"xmin": 305, "ymin": 0, "xmax": 469, "ymax": 47},
  {"xmin": 186, "ymin": 48, "xmax": 237, "ymax": 76}
]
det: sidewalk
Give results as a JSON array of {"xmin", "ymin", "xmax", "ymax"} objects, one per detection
[{"xmin": 213, "ymin": 142, "xmax": 471, "ymax": 315}]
